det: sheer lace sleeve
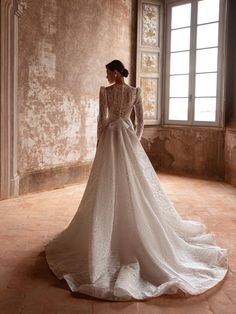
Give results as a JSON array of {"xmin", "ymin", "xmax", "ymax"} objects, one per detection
[
  {"xmin": 134, "ymin": 87, "xmax": 144, "ymax": 140},
  {"xmin": 97, "ymin": 86, "xmax": 108, "ymax": 141}
]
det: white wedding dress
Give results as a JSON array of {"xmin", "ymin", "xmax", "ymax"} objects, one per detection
[{"xmin": 45, "ymin": 83, "xmax": 228, "ymax": 301}]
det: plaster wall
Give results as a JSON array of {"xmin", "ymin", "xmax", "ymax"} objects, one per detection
[
  {"xmin": 18, "ymin": 0, "xmax": 137, "ymax": 192},
  {"xmin": 16, "ymin": 0, "xmax": 236, "ymax": 194},
  {"xmin": 225, "ymin": 129, "xmax": 236, "ymax": 186},
  {"xmin": 142, "ymin": 126, "xmax": 225, "ymax": 179}
]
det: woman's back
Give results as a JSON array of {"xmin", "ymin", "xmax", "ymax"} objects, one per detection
[
  {"xmin": 106, "ymin": 83, "xmax": 138, "ymax": 120},
  {"xmin": 98, "ymin": 83, "xmax": 144, "ymax": 141}
]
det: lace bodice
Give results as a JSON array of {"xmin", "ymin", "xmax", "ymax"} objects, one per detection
[{"xmin": 97, "ymin": 84, "xmax": 144, "ymax": 141}]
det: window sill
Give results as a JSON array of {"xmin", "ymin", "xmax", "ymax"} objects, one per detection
[{"xmin": 144, "ymin": 124, "xmax": 225, "ymax": 131}]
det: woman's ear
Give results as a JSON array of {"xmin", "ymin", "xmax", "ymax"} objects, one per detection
[{"xmin": 114, "ymin": 69, "xmax": 120, "ymax": 77}]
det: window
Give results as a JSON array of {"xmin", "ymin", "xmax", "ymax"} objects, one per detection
[{"xmin": 136, "ymin": 0, "xmax": 227, "ymax": 127}]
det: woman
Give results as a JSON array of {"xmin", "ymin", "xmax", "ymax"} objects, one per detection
[{"xmin": 45, "ymin": 60, "xmax": 228, "ymax": 301}]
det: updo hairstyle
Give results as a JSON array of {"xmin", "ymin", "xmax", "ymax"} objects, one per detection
[{"xmin": 106, "ymin": 60, "xmax": 129, "ymax": 78}]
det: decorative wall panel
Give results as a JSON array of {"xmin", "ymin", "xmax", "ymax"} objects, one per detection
[
  {"xmin": 140, "ymin": 77, "xmax": 158, "ymax": 119},
  {"xmin": 141, "ymin": 3, "xmax": 159, "ymax": 47},
  {"xmin": 141, "ymin": 52, "xmax": 159, "ymax": 72},
  {"xmin": 136, "ymin": 0, "xmax": 162, "ymax": 124}
]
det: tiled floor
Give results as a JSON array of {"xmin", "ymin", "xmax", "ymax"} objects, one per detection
[{"xmin": 0, "ymin": 173, "xmax": 236, "ymax": 314}]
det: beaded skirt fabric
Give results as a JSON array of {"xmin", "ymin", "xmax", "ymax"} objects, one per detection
[{"xmin": 45, "ymin": 83, "xmax": 228, "ymax": 301}]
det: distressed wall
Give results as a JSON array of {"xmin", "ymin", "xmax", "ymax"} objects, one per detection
[
  {"xmin": 142, "ymin": 126, "xmax": 225, "ymax": 179},
  {"xmin": 225, "ymin": 129, "xmax": 236, "ymax": 186},
  {"xmin": 17, "ymin": 0, "xmax": 236, "ymax": 195},
  {"xmin": 18, "ymin": 0, "xmax": 137, "ymax": 193}
]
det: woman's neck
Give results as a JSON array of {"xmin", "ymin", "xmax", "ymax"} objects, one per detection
[{"xmin": 114, "ymin": 77, "xmax": 125, "ymax": 85}]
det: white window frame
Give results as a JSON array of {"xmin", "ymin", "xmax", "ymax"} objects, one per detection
[{"xmin": 164, "ymin": 0, "xmax": 228, "ymax": 127}]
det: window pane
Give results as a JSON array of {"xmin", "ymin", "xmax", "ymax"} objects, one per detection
[
  {"xmin": 169, "ymin": 98, "xmax": 188, "ymax": 120},
  {"xmin": 197, "ymin": 23, "xmax": 219, "ymax": 48},
  {"xmin": 171, "ymin": 28, "xmax": 190, "ymax": 52},
  {"xmin": 195, "ymin": 73, "xmax": 217, "ymax": 97},
  {"xmin": 170, "ymin": 75, "xmax": 189, "ymax": 97},
  {"xmin": 170, "ymin": 51, "xmax": 190, "ymax": 74},
  {"xmin": 194, "ymin": 97, "xmax": 216, "ymax": 121},
  {"xmin": 198, "ymin": 0, "xmax": 220, "ymax": 24},
  {"xmin": 171, "ymin": 3, "xmax": 191, "ymax": 29},
  {"xmin": 196, "ymin": 48, "xmax": 218, "ymax": 72}
]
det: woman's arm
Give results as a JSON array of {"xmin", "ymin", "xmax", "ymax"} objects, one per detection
[
  {"xmin": 97, "ymin": 86, "xmax": 108, "ymax": 146},
  {"xmin": 134, "ymin": 87, "xmax": 144, "ymax": 140}
]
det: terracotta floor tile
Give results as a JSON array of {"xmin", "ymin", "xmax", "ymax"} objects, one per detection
[
  {"xmin": 138, "ymin": 299, "xmax": 212, "ymax": 314},
  {"xmin": 95, "ymin": 301, "xmax": 143, "ymax": 314},
  {"xmin": 207, "ymin": 289, "xmax": 235, "ymax": 314},
  {"xmin": 0, "ymin": 288, "xmax": 25, "ymax": 314},
  {"xmin": 0, "ymin": 173, "xmax": 236, "ymax": 313}
]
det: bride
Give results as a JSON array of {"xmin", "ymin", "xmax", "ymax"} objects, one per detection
[{"xmin": 45, "ymin": 59, "xmax": 228, "ymax": 301}]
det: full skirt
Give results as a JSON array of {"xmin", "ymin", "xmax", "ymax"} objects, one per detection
[{"xmin": 45, "ymin": 117, "xmax": 228, "ymax": 301}]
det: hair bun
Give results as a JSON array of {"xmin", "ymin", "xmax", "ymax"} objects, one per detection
[
  {"xmin": 122, "ymin": 68, "xmax": 129, "ymax": 78},
  {"xmin": 106, "ymin": 60, "xmax": 129, "ymax": 78}
]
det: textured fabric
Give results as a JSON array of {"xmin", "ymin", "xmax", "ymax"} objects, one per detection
[
  {"xmin": 45, "ymin": 83, "xmax": 228, "ymax": 301},
  {"xmin": 97, "ymin": 84, "xmax": 144, "ymax": 141}
]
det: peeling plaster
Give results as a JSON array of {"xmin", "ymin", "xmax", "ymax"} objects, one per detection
[
  {"xmin": 225, "ymin": 131, "xmax": 236, "ymax": 165},
  {"xmin": 19, "ymin": 60, "xmax": 98, "ymax": 172},
  {"xmin": 18, "ymin": 0, "xmax": 135, "ymax": 176},
  {"xmin": 142, "ymin": 127, "xmax": 225, "ymax": 177},
  {"xmin": 40, "ymin": 0, "xmax": 57, "ymax": 35},
  {"xmin": 19, "ymin": 73, "xmax": 98, "ymax": 171}
]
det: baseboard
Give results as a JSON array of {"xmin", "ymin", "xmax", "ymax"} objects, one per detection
[{"xmin": 19, "ymin": 161, "xmax": 92, "ymax": 195}]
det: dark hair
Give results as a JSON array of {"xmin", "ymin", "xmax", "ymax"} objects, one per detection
[{"xmin": 106, "ymin": 59, "xmax": 129, "ymax": 78}]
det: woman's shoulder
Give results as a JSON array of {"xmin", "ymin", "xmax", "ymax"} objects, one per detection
[
  {"xmin": 127, "ymin": 84, "xmax": 139, "ymax": 92},
  {"xmin": 103, "ymin": 84, "xmax": 139, "ymax": 91},
  {"xmin": 124, "ymin": 84, "xmax": 141, "ymax": 93}
]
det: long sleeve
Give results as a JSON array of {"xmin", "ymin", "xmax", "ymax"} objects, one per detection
[
  {"xmin": 134, "ymin": 87, "xmax": 144, "ymax": 140},
  {"xmin": 97, "ymin": 86, "xmax": 108, "ymax": 141}
]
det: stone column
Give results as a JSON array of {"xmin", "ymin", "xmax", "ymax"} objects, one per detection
[{"xmin": 0, "ymin": 0, "xmax": 26, "ymax": 199}]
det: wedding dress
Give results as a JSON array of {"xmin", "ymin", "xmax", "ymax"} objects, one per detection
[{"xmin": 45, "ymin": 83, "xmax": 228, "ymax": 301}]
